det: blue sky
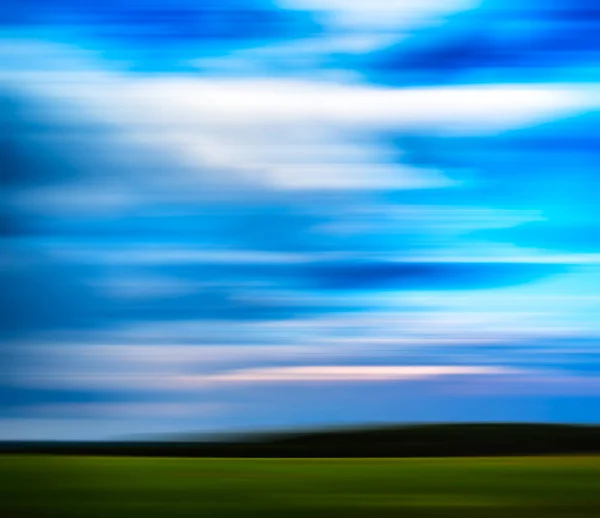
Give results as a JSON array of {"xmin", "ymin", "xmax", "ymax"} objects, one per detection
[{"xmin": 2, "ymin": 0, "xmax": 600, "ymax": 440}]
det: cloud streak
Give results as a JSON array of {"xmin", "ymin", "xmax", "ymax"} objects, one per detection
[{"xmin": 200, "ymin": 364, "xmax": 517, "ymax": 383}]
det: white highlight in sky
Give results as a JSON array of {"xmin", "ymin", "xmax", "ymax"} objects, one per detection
[
  {"xmin": 5, "ymin": 35, "xmax": 597, "ymax": 194},
  {"xmin": 24, "ymin": 72, "xmax": 596, "ymax": 192},
  {"xmin": 278, "ymin": 0, "xmax": 480, "ymax": 32},
  {"xmin": 203, "ymin": 365, "xmax": 517, "ymax": 383}
]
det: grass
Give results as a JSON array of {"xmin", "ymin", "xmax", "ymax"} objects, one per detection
[{"xmin": 3, "ymin": 456, "xmax": 600, "ymax": 517}]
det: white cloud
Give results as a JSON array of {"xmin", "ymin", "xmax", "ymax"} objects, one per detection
[
  {"xmin": 11, "ymin": 45, "xmax": 596, "ymax": 194},
  {"xmin": 265, "ymin": 163, "xmax": 455, "ymax": 190},
  {"xmin": 201, "ymin": 364, "xmax": 517, "ymax": 384},
  {"xmin": 278, "ymin": 0, "xmax": 480, "ymax": 32},
  {"xmin": 87, "ymin": 78, "xmax": 594, "ymax": 133},
  {"xmin": 20, "ymin": 364, "xmax": 518, "ymax": 390},
  {"xmin": 17, "ymin": 339, "xmax": 523, "ymax": 391}
]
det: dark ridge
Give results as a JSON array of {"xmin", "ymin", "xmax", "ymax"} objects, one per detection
[{"xmin": 4, "ymin": 423, "xmax": 600, "ymax": 457}]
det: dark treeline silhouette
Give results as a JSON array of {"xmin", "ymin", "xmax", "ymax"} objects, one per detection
[{"xmin": 4, "ymin": 423, "xmax": 600, "ymax": 457}]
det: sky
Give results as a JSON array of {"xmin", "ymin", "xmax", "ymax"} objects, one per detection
[{"xmin": 2, "ymin": 0, "xmax": 600, "ymax": 440}]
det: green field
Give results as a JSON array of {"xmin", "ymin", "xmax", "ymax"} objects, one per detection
[{"xmin": 4, "ymin": 456, "xmax": 600, "ymax": 517}]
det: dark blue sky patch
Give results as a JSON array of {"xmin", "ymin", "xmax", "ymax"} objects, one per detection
[
  {"xmin": 106, "ymin": 283, "xmax": 365, "ymax": 322},
  {"xmin": 0, "ymin": 0, "xmax": 322, "ymax": 73},
  {"xmin": 361, "ymin": 0, "xmax": 600, "ymax": 85},
  {"xmin": 302, "ymin": 260, "xmax": 567, "ymax": 291},
  {"xmin": 0, "ymin": 245, "xmax": 109, "ymax": 339}
]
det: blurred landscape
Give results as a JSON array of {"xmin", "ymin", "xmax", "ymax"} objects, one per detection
[{"xmin": 3, "ymin": 0, "xmax": 600, "ymax": 515}]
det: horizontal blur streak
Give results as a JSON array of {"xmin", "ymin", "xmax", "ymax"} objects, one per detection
[
  {"xmin": 1, "ymin": 0, "xmax": 600, "ymax": 440},
  {"xmin": 187, "ymin": 365, "xmax": 518, "ymax": 383}
]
